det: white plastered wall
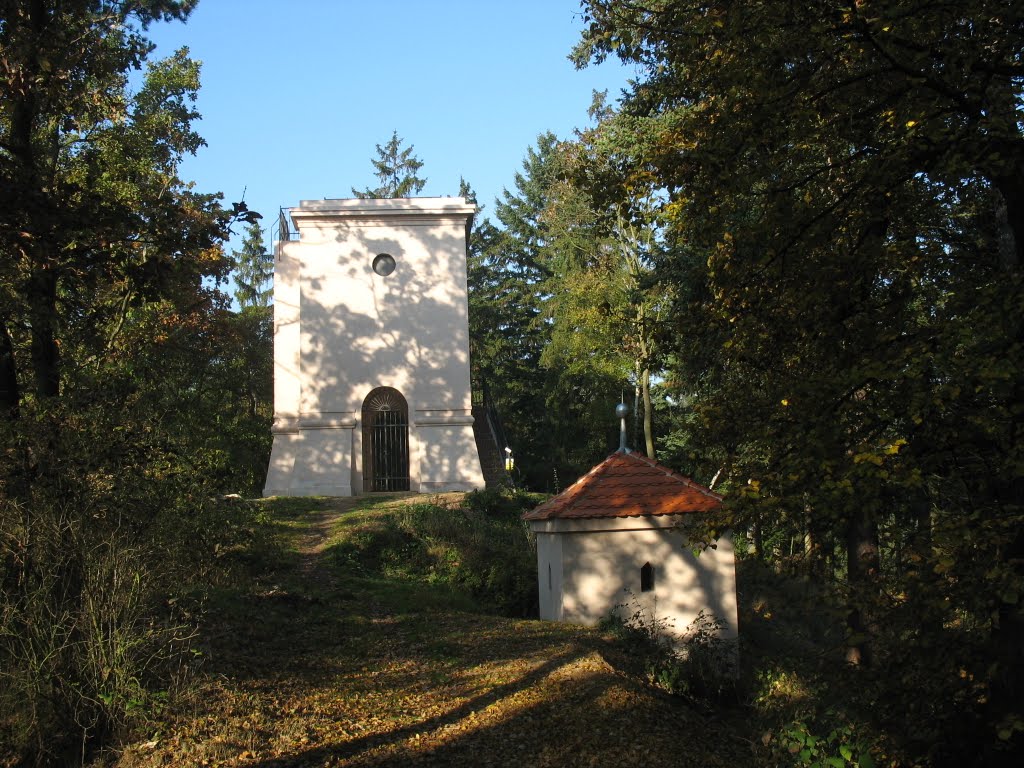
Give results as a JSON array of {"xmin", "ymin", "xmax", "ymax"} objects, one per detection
[
  {"xmin": 529, "ymin": 516, "xmax": 739, "ymax": 644},
  {"xmin": 263, "ymin": 198, "xmax": 485, "ymax": 496},
  {"xmin": 534, "ymin": 532, "xmax": 564, "ymax": 621}
]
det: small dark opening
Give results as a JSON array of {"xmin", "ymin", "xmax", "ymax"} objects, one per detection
[
  {"xmin": 372, "ymin": 253, "xmax": 396, "ymax": 276},
  {"xmin": 640, "ymin": 562, "xmax": 655, "ymax": 592}
]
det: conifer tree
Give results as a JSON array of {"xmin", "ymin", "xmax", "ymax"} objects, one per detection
[
  {"xmin": 232, "ymin": 220, "xmax": 273, "ymax": 309},
  {"xmin": 352, "ymin": 131, "xmax": 426, "ymax": 198}
]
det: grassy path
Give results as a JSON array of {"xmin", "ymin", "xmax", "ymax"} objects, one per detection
[{"xmin": 115, "ymin": 495, "xmax": 754, "ymax": 767}]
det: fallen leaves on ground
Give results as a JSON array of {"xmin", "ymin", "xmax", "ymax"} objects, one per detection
[{"xmin": 113, "ymin": 496, "xmax": 755, "ymax": 767}]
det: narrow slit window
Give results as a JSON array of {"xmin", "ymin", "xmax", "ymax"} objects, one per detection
[
  {"xmin": 548, "ymin": 563, "xmax": 552, "ymax": 591},
  {"xmin": 640, "ymin": 562, "xmax": 655, "ymax": 592}
]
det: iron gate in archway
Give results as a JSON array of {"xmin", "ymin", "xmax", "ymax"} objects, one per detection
[{"xmin": 362, "ymin": 387, "xmax": 410, "ymax": 492}]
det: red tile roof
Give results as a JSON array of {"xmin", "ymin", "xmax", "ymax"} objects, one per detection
[{"xmin": 522, "ymin": 451, "xmax": 723, "ymax": 521}]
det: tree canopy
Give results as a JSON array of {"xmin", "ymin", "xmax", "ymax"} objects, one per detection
[
  {"xmin": 2, "ymin": 2, "xmax": 1022, "ymax": 764},
  {"xmin": 0, "ymin": 3, "xmax": 269, "ymax": 762},
  {"xmin": 232, "ymin": 219, "xmax": 273, "ymax": 309},
  {"xmin": 565, "ymin": 0, "xmax": 1024, "ymax": 763}
]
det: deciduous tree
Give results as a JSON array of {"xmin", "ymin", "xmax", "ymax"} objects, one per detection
[
  {"xmin": 576, "ymin": 0, "xmax": 1024, "ymax": 762},
  {"xmin": 550, "ymin": 104, "xmax": 671, "ymax": 459},
  {"xmin": 0, "ymin": 3, "xmax": 263, "ymax": 762}
]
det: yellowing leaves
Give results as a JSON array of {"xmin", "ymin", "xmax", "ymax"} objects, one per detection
[
  {"xmin": 663, "ymin": 199, "xmax": 687, "ymax": 223},
  {"xmin": 853, "ymin": 440, "xmax": 905, "ymax": 467},
  {"xmin": 884, "ymin": 439, "xmax": 907, "ymax": 455},
  {"xmin": 853, "ymin": 452, "xmax": 885, "ymax": 466},
  {"xmin": 742, "ymin": 478, "xmax": 763, "ymax": 498}
]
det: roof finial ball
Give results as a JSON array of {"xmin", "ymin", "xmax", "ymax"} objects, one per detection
[{"xmin": 616, "ymin": 401, "xmax": 631, "ymax": 454}]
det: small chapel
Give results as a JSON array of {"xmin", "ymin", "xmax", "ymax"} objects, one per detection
[
  {"xmin": 263, "ymin": 197, "xmax": 487, "ymax": 497},
  {"xmin": 523, "ymin": 448, "xmax": 739, "ymax": 647}
]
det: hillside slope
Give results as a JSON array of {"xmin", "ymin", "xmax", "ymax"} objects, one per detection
[{"xmin": 112, "ymin": 494, "xmax": 754, "ymax": 767}]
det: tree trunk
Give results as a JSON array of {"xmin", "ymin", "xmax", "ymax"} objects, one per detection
[
  {"xmin": 9, "ymin": 2, "xmax": 59, "ymax": 401},
  {"xmin": 993, "ymin": 171, "xmax": 1024, "ymax": 271},
  {"xmin": 988, "ymin": 523, "xmax": 1024, "ymax": 762},
  {"xmin": 804, "ymin": 500, "xmax": 822, "ymax": 576},
  {"xmin": 0, "ymin": 319, "xmax": 18, "ymax": 417},
  {"xmin": 632, "ymin": 377, "xmax": 641, "ymax": 452},
  {"xmin": 986, "ymin": 361, "xmax": 1024, "ymax": 759},
  {"xmin": 640, "ymin": 365, "xmax": 655, "ymax": 459},
  {"xmin": 751, "ymin": 514, "xmax": 764, "ymax": 561},
  {"xmin": 985, "ymin": 76, "xmax": 1024, "ymax": 271},
  {"xmin": 28, "ymin": 265, "xmax": 60, "ymax": 399},
  {"xmin": 845, "ymin": 506, "xmax": 880, "ymax": 666}
]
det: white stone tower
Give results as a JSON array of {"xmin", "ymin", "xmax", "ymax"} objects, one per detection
[{"xmin": 263, "ymin": 197, "xmax": 485, "ymax": 496}]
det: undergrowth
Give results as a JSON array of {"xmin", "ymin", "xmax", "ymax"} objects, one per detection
[
  {"xmin": 328, "ymin": 488, "xmax": 541, "ymax": 616},
  {"xmin": 600, "ymin": 594, "xmax": 739, "ymax": 704},
  {"xmin": 0, "ymin": 407, "xmax": 270, "ymax": 767}
]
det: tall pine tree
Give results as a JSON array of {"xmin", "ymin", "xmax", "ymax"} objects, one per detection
[
  {"xmin": 232, "ymin": 220, "xmax": 273, "ymax": 309},
  {"xmin": 351, "ymin": 130, "xmax": 426, "ymax": 198}
]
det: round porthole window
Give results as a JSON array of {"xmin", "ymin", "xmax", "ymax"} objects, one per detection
[{"xmin": 372, "ymin": 253, "xmax": 396, "ymax": 276}]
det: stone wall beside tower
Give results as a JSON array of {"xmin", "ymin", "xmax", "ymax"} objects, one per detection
[{"xmin": 263, "ymin": 197, "xmax": 485, "ymax": 496}]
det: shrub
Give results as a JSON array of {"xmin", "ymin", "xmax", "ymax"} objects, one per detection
[
  {"xmin": 397, "ymin": 498, "xmax": 538, "ymax": 616},
  {"xmin": 464, "ymin": 487, "xmax": 543, "ymax": 519},
  {"xmin": 601, "ymin": 592, "xmax": 739, "ymax": 703},
  {"xmin": 773, "ymin": 717, "xmax": 877, "ymax": 768},
  {"xmin": 0, "ymin": 405, "xmax": 259, "ymax": 765},
  {"xmin": 329, "ymin": 491, "xmax": 539, "ymax": 616}
]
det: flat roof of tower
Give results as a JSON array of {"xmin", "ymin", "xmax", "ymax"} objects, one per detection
[{"xmin": 293, "ymin": 197, "xmax": 476, "ymax": 215}]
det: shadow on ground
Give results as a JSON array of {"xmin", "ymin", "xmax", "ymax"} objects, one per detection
[{"xmin": 116, "ymin": 495, "xmax": 754, "ymax": 768}]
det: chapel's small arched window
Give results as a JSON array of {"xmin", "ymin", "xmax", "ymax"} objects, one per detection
[{"xmin": 640, "ymin": 562, "xmax": 655, "ymax": 593}]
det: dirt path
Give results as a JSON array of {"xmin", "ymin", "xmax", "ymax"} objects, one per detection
[
  {"xmin": 115, "ymin": 497, "xmax": 755, "ymax": 768},
  {"xmin": 294, "ymin": 497, "xmax": 363, "ymax": 579}
]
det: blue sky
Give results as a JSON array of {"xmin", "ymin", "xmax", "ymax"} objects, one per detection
[{"xmin": 145, "ymin": 0, "xmax": 635, "ymax": 254}]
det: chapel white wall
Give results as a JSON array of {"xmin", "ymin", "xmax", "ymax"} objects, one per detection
[{"xmin": 531, "ymin": 518, "xmax": 739, "ymax": 644}]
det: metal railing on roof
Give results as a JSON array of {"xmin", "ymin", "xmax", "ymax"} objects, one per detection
[{"xmin": 270, "ymin": 207, "xmax": 299, "ymax": 245}]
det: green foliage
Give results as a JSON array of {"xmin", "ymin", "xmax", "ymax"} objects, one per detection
[
  {"xmin": 468, "ymin": 136, "xmax": 560, "ymax": 488},
  {"xmin": 232, "ymin": 219, "xmax": 273, "ymax": 309},
  {"xmin": 469, "ymin": 133, "xmax": 626, "ymax": 490},
  {"xmin": 601, "ymin": 594, "xmax": 738, "ymax": 704},
  {"xmin": 0, "ymin": 404, "xmax": 262, "ymax": 764},
  {"xmin": 351, "ymin": 130, "xmax": 427, "ymax": 198},
  {"xmin": 468, "ymin": 121, "xmax": 675, "ymax": 486},
  {"xmin": 549, "ymin": 101, "xmax": 672, "ymax": 458},
  {"xmin": 0, "ymin": 3, "xmax": 271, "ymax": 763},
  {"xmin": 776, "ymin": 720, "xmax": 876, "ymax": 768},
  {"xmin": 462, "ymin": 486, "xmax": 543, "ymax": 517},
  {"xmin": 94, "ymin": 294, "xmax": 272, "ymax": 496},
  {"xmin": 330, "ymin": 492, "xmax": 538, "ymax": 617},
  {"xmin": 574, "ymin": 0, "xmax": 1024, "ymax": 763}
]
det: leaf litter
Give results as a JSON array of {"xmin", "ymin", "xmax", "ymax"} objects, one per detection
[{"xmin": 113, "ymin": 495, "xmax": 754, "ymax": 767}]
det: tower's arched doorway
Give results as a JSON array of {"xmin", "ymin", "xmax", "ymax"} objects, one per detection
[{"xmin": 362, "ymin": 387, "xmax": 410, "ymax": 492}]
